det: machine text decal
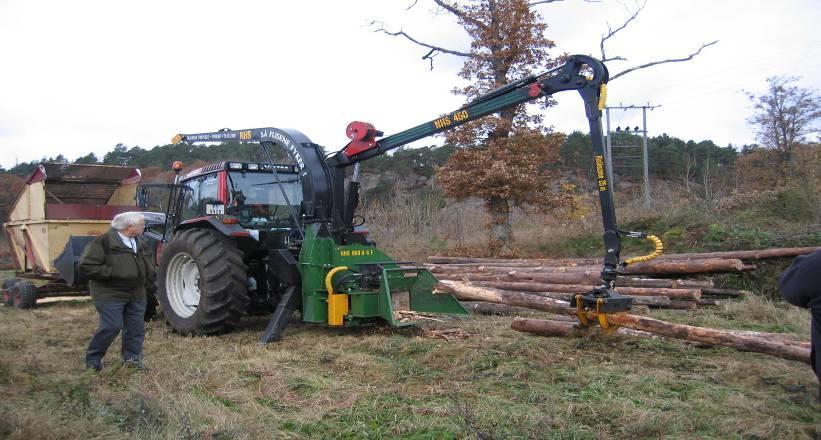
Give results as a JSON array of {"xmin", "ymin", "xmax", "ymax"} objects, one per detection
[
  {"xmin": 339, "ymin": 249, "xmax": 375, "ymax": 257},
  {"xmin": 433, "ymin": 110, "xmax": 470, "ymax": 130},
  {"xmin": 595, "ymin": 155, "xmax": 607, "ymax": 191}
]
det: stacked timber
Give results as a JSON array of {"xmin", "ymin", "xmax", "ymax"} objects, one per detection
[
  {"xmin": 437, "ymin": 280, "xmax": 811, "ymax": 364},
  {"xmin": 428, "ymin": 246, "xmax": 818, "ymax": 311}
]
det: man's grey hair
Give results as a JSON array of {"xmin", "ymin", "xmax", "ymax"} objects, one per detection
[{"xmin": 111, "ymin": 212, "xmax": 145, "ymax": 231}]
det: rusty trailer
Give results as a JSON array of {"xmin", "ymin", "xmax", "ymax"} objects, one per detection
[{"xmin": 2, "ymin": 163, "xmax": 142, "ymax": 308}]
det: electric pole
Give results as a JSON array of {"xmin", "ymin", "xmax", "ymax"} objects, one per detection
[{"xmin": 604, "ymin": 104, "xmax": 660, "ymax": 208}]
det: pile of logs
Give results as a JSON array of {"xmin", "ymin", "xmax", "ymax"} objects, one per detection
[
  {"xmin": 427, "ymin": 247, "xmax": 819, "ymax": 363},
  {"xmin": 435, "ymin": 280, "xmax": 811, "ymax": 363},
  {"xmin": 427, "ymin": 246, "xmax": 820, "ymax": 311}
]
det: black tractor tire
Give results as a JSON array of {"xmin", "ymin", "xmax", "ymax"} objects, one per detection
[
  {"xmin": 157, "ymin": 229, "xmax": 249, "ymax": 335},
  {"xmin": 2, "ymin": 277, "xmax": 19, "ymax": 306},
  {"xmin": 12, "ymin": 281, "xmax": 38, "ymax": 309}
]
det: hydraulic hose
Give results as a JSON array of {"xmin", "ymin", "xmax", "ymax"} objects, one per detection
[{"xmin": 625, "ymin": 234, "xmax": 664, "ymax": 265}]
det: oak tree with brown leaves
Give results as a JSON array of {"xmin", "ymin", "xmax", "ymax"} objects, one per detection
[{"xmin": 376, "ymin": 0, "xmax": 716, "ymax": 253}]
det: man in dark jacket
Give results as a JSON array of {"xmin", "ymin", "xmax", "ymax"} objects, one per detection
[
  {"xmin": 79, "ymin": 211, "xmax": 156, "ymax": 371},
  {"xmin": 779, "ymin": 249, "xmax": 821, "ymax": 397}
]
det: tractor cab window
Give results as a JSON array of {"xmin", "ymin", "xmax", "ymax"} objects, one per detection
[
  {"xmin": 179, "ymin": 178, "xmax": 201, "ymax": 220},
  {"xmin": 227, "ymin": 170, "xmax": 303, "ymax": 229},
  {"xmin": 198, "ymin": 174, "xmax": 220, "ymax": 214}
]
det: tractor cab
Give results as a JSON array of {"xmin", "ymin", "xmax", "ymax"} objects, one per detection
[
  {"xmin": 138, "ymin": 161, "xmax": 303, "ymax": 243},
  {"xmin": 177, "ymin": 161, "xmax": 302, "ymax": 231}
]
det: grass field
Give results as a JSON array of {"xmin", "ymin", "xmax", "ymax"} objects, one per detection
[{"xmin": 0, "ymin": 291, "xmax": 818, "ymax": 439}]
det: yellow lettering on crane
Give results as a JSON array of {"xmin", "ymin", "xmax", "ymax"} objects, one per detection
[
  {"xmin": 595, "ymin": 155, "xmax": 607, "ymax": 191},
  {"xmin": 433, "ymin": 116, "xmax": 452, "ymax": 130}
]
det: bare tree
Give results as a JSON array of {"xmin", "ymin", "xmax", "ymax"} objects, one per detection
[
  {"xmin": 746, "ymin": 76, "xmax": 820, "ymax": 181},
  {"xmin": 595, "ymin": 1, "xmax": 718, "ymax": 80}
]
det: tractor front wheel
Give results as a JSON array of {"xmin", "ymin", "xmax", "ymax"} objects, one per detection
[{"xmin": 157, "ymin": 229, "xmax": 249, "ymax": 335}]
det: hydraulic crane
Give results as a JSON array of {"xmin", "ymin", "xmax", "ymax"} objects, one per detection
[{"xmin": 164, "ymin": 54, "xmax": 662, "ymax": 342}]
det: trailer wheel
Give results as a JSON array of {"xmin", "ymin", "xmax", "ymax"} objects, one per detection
[
  {"xmin": 157, "ymin": 229, "xmax": 249, "ymax": 335},
  {"xmin": 12, "ymin": 281, "xmax": 37, "ymax": 309},
  {"xmin": 2, "ymin": 277, "xmax": 19, "ymax": 306}
]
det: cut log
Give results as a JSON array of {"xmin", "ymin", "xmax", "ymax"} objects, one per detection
[
  {"xmin": 436, "ymin": 281, "xmax": 569, "ymax": 314},
  {"xmin": 444, "ymin": 259, "xmax": 745, "ymax": 275},
  {"xmin": 459, "ymin": 301, "xmax": 536, "ymax": 315},
  {"xmin": 623, "ymin": 258, "xmax": 744, "ymax": 275},
  {"xmin": 471, "ymin": 281, "xmax": 701, "ymax": 300},
  {"xmin": 603, "ymin": 313, "xmax": 810, "ymax": 363},
  {"xmin": 428, "ymin": 256, "xmax": 601, "ymax": 266},
  {"xmin": 438, "ymin": 281, "xmax": 810, "ymax": 363},
  {"xmin": 650, "ymin": 247, "xmax": 820, "ymax": 261},
  {"xmin": 511, "ymin": 318, "xmax": 576, "ymax": 336},
  {"xmin": 615, "ymin": 277, "xmax": 674, "ymax": 288},
  {"xmin": 700, "ymin": 287, "xmax": 749, "ymax": 298},
  {"xmin": 436, "ymin": 273, "xmax": 509, "ymax": 282},
  {"xmin": 673, "ymin": 279, "xmax": 715, "ymax": 288},
  {"xmin": 696, "ymin": 299, "xmax": 722, "ymax": 306},
  {"xmin": 500, "ymin": 289, "xmax": 672, "ymax": 307},
  {"xmin": 667, "ymin": 300, "xmax": 698, "ymax": 310},
  {"xmin": 507, "ymin": 271, "xmax": 600, "ymax": 285},
  {"xmin": 429, "ymin": 247, "xmax": 819, "ymax": 266},
  {"xmin": 511, "ymin": 318, "xmax": 657, "ymax": 339}
]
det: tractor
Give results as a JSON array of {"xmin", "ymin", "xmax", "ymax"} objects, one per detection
[{"xmin": 140, "ymin": 55, "xmax": 660, "ymax": 342}]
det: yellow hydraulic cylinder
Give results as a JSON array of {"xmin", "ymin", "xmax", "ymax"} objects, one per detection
[{"xmin": 325, "ymin": 266, "xmax": 350, "ymax": 326}]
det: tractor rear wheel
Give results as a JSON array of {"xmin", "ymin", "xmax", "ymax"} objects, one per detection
[
  {"xmin": 12, "ymin": 281, "xmax": 37, "ymax": 309},
  {"xmin": 157, "ymin": 229, "xmax": 249, "ymax": 335}
]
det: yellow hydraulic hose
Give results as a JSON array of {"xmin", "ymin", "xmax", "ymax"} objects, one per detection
[
  {"xmin": 625, "ymin": 235, "xmax": 664, "ymax": 265},
  {"xmin": 598, "ymin": 83, "xmax": 608, "ymax": 110}
]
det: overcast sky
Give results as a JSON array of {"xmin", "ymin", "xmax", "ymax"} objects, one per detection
[{"xmin": 1, "ymin": 0, "xmax": 819, "ymax": 170}]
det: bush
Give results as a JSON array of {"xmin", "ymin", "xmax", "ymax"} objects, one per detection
[{"xmin": 770, "ymin": 187, "xmax": 816, "ymax": 222}]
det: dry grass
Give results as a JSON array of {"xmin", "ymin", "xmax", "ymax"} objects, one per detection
[
  {"xmin": 1, "ymin": 186, "xmax": 818, "ymax": 438},
  {"xmin": 0, "ymin": 292, "xmax": 819, "ymax": 439}
]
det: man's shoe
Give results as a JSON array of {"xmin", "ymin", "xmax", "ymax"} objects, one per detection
[
  {"xmin": 85, "ymin": 362, "xmax": 102, "ymax": 372},
  {"xmin": 123, "ymin": 359, "xmax": 147, "ymax": 371}
]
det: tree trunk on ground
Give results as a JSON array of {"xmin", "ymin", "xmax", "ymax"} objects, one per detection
[
  {"xmin": 653, "ymin": 247, "xmax": 820, "ymax": 261},
  {"xmin": 674, "ymin": 279, "xmax": 714, "ymax": 288},
  {"xmin": 439, "ymin": 281, "xmax": 810, "ymax": 363},
  {"xmin": 488, "ymin": 289, "xmax": 673, "ymax": 307},
  {"xmin": 433, "ymin": 258, "xmax": 744, "ymax": 275},
  {"xmin": 471, "ymin": 281, "xmax": 702, "ymax": 300},
  {"xmin": 511, "ymin": 318, "xmax": 656, "ymax": 339},
  {"xmin": 427, "ymin": 247, "xmax": 818, "ymax": 265},
  {"xmin": 506, "ymin": 271, "xmax": 600, "ymax": 285},
  {"xmin": 700, "ymin": 287, "xmax": 749, "ymax": 297},
  {"xmin": 623, "ymin": 258, "xmax": 743, "ymax": 275},
  {"xmin": 436, "ymin": 273, "xmax": 510, "ymax": 282},
  {"xmin": 459, "ymin": 301, "xmax": 536, "ymax": 315},
  {"xmin": 427, "ymin": 256, "xmax": 602, "ymax": 265}
]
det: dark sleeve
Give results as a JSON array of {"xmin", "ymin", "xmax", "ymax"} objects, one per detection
[
  {"xmin": 139, "ymin": 240, "xmax": 157, "ymax": 294},
  {"xmin": 779, "ymin": 250, "xmax": 821, "ymax": 308},
  {"xmin": 78, "ymin": 236, "xmax": 113, "ymax": 281}
]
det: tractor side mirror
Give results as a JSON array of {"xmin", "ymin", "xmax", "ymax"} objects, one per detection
[{"xmin": 136, "ymin": 186, "xmax": 149, "ymax": 209}]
